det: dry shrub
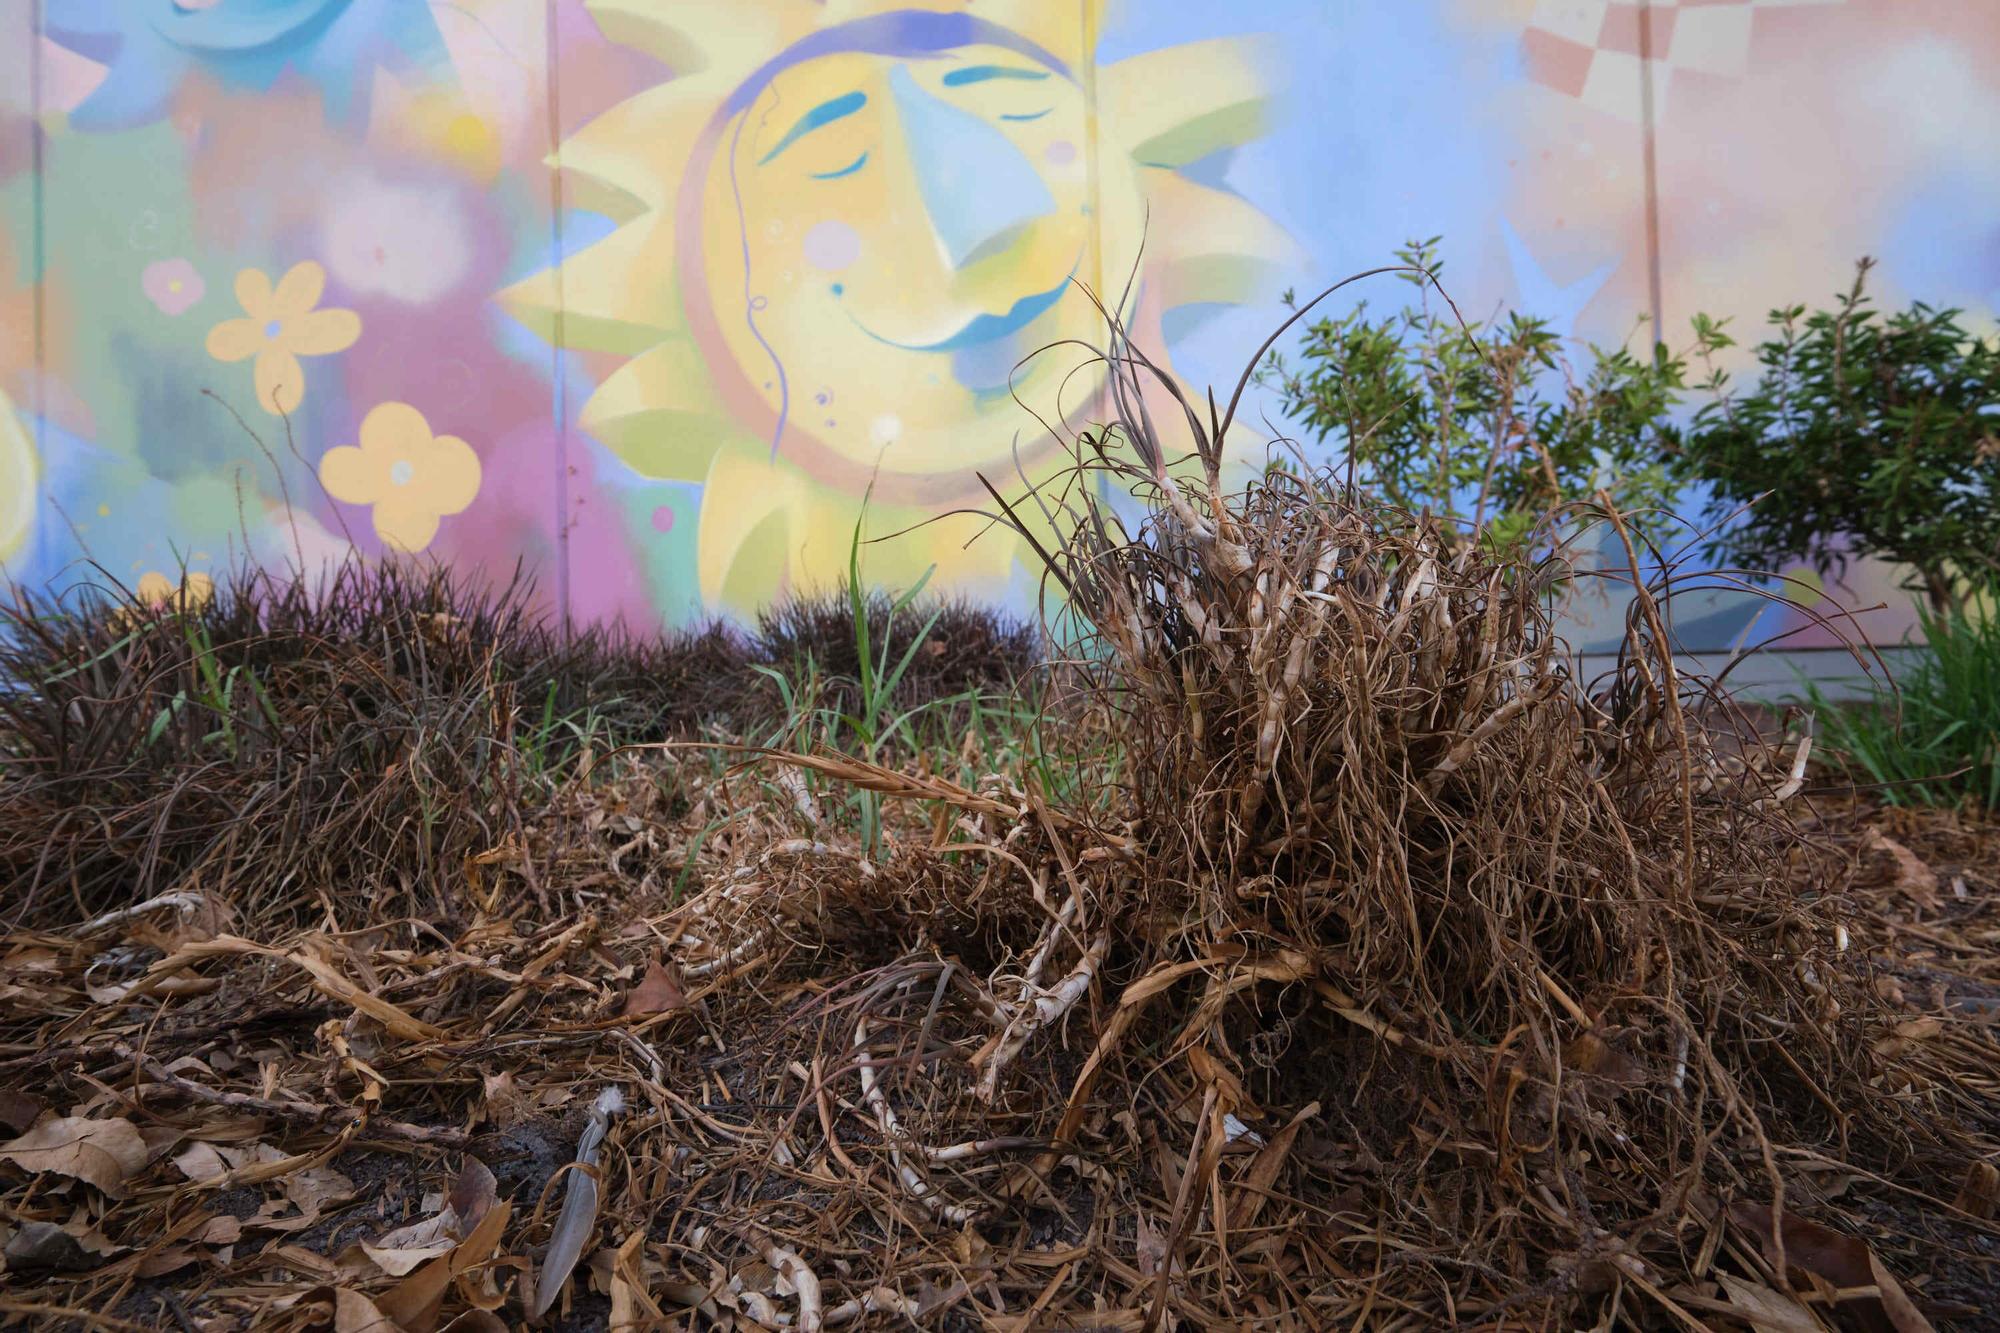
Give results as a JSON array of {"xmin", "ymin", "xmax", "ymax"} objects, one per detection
[{"xmin": 661, "ymin": 285, "xmax": 1984, "ymax": 1326}]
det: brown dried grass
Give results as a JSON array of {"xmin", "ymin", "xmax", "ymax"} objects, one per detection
[{"xmin": 0, "ymin": 557, "xmax": 1042, "ymax": 936}]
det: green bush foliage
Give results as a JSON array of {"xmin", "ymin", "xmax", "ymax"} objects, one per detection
[
  {"xmin": 1261, "ymin": 237, "xmax": 1710, "ymax": 552},
  {"xmin": 1679, "ymin": 258, "xmax": 2000, "ymax": 614}
]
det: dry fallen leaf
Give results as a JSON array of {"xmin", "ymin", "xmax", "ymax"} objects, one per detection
[
  {"xmin": 1953, "ymin": 1161, "xmax": 1999, "ymax": 1220},
  {"xmin": 298, "ymin": 1286, "xmax": 404, "ymax": 1333},
  {"xmin": 479, "ymin": 1072, "xmax": 530, "ymax": 1129},
  {"xmin": 1859, "ymin": 829, "xmax": 1940, "ymax": 909},
  {"xmin": 357, "ymin": 1157, "xmax": 500, "ymax": 1277},
  {"xmin": 1715, "ymin": 1271, "xmax": 1826, "ymax": 1333},
  {"xmin": 267, "ymin": 1243, "xmax": 341, "ymax": 1282},
  {"xmin": 135, "ymin": 1246, "xmax": 202, "ymax": 1278},
  {"xmin": 606, "ymin": 1228, "xmax": 659, "ymax": 1331},
  {"xmin": 0, "ymin": 1115, "xmax": 149, "ymax": 1198},
  {"xmin": 447, "ymin": 1158, "xmax": 498, "ymax": 1234},
  {"xmin": 3, "ymin": 1221, "xmax": 100, "ymax": 1274},
  {"xmin": 1232, "ymin": 1100, "xmax": 1317, "ymax": 1230},
  {"xmin": 139, "ymin": 1123, "xmax": 183, "ymax": 1164},
  {"xmin": 1566, "ymin": 1030, "xmax": 1649, "ymax": 1089},
  {"xmin": 363, "ymin": 1224, "xmax": 460, "ymax": 1277},
  {"xmin": 0, "ymin": 1088, "xmax": 43, "ymax": 1135},
  {"xmin": 1730, "ymin": 1202, "xmax": 1934, "ymax": 1333},
  {"xmin": 1135, "ymin": 1212, "xmax": 1167, "ymax": 1278},
  {"xmin": 377, "ymin": 1197, "xmax": 513, "ymax": 1333},
  {"xmin": 244, "ymin": 1160, "xmax": 357, "ymax": 1233},
  {"xmin": 623, "ymin": 958, "xmax": 687, "ymax": 1017},
  {"xmin": 334, "ymin": 1287, "xmax": 403, "ymax": 1333},
  {"xmin": 85, "ymin": 978, "xmax": 138, "ymax": 1005},
  {"xmin": 283, "ymin": 1164, "xmax": 358, "ymax": 1221},
  {"xmin": 1874, "ymin": 1013, "xmax": 1953, "ymax": 1056},
  {"xmin": 199, "ymin": 1215, "xmax": 244, "ymax": 1246},
  {"xmin": 0, "ymin": 946, "xmax": 61, "ymax": 974},
  {"xmin": 173, "ymin": 1141, "xmax": 231, "ymax": 1182}
]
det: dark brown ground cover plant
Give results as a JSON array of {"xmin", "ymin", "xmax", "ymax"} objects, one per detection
[
  {"xmin": 0, "ymin": 278, "xmax": 1996, "ymax": 1331},
  {"xmin": 754, "ymin": 584, "xmax": 1040, "ymax": 722},
  {"xmin": 0, "ymin": 559, "xmax": 732, "ymax": 933},
  {"xmin": 0, "ymin": 556, "xmax": 1042, "ymax": 937}
]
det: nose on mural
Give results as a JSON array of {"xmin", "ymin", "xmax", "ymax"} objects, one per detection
[{"xmin": 888, "ymin": 64, "xmax": 1055, "ymax": 271}]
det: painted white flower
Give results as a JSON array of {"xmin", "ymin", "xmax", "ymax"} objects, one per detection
[{"xmin": 322, "ymin": 177, "xmax": 471, "ymax": 303}]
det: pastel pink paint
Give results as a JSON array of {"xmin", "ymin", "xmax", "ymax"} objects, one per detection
[
  {"xmin": 440, "ymin": 419, "xmax": 654, "ymax": 629},
  {"xmin": 1045, "ymin": 140, "xmax": 1078, "ymax": 167},
  {"xmin": 38, "ymin": 36, "xmax": 109, "ymax": 115},
  {"xmin": 802, "ymin": 220, "xmax": 862, "ymax": 271},
  {"xmin": 650, "ymin": 505, "xmax": 675, "ymax": 533},
  {"xmin": 142, "ymin": 258, "xmax": 205, "ymax": 316}
]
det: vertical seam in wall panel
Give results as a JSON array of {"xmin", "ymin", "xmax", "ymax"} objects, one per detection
[
  {"xmin": 29, "ymin": 0, "xmax": 46, "ymax": 469},
  {"xmin": 1636, "ymin": 0, "xmax": 1666, "ymax": 345},
  {"xmin": 1081, "ymin": 0, "xmax": 1104, "ymax": 337},
  {"xmin": 543, "ymin": 0, "xmax": 571, "ymax": 636}
]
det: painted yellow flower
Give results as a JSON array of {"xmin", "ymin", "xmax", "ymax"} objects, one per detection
[
  {"xmin": 318, "ymin": 402, "xmax": 480, "ymax": 553},
  {"xmin": 204, "ymin": 261, "xmax": 361, "ymax": 416},
  {"xmin": 114, "ymin": 571, "xmax": 216, "ymax": 628}
]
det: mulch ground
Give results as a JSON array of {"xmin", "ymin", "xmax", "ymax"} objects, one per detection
[{"xmin": 2, "ymin": 755, "xmax": 1996, "ymax": 1331}]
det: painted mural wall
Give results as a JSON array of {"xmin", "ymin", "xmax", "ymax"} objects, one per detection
[{"xmin": 2, "ymin": 1, "xmax": 1996, "ymax": 655}]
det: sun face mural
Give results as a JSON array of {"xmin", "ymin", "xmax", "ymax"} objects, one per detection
[
  {"xmin": 15, "ymin": 0, "xmax": 1990, "ymax": 654},
  {"xmin": 504, "ymin": 0, "xmax": 1294, "ymax": 613}
]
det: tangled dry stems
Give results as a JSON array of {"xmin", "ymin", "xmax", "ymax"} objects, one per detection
[
  {"xmin": 664, "ymin": 491, "xmax": 1963, "ymax": 1322},
  {"xmin": 644, "ymin": 294, "xmax": 1991, "ymax": 1324}
]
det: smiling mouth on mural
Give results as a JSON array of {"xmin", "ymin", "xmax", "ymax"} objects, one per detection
[{"xmin": 842, "ymin": 259, "xmax": 1080, "ymax": 354}]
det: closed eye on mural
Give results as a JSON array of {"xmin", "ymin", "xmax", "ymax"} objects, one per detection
[
  {"xmin": 940, "ymin": 62, "xmax": 1054, "ymax": 122},
  {"xmin": 760, "ymin": 91, "xmax": 876, "ymax": 181},
  {"xmin": 758, "ymin": 90, "xmax": 868, "ymax": 167},
  {"xmin": 760, "ymin": 62, "xmax": 1058, "ymax": 182},
  {"xmin": 812, "ymin": 151, "xmax": 869, "ymax": 180},
  {"xmin": 938, "ymin": 64, "xmax": 1048, "ymax": 87}
]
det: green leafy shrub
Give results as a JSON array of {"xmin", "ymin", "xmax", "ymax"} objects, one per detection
[
  {"xmin": 1261, "ymin": 237, "xmax": 1710, "ymax": 551},
  {"xmin": 1679, "ymin": 258, "xmax": 2000, "ymax": 614}
]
